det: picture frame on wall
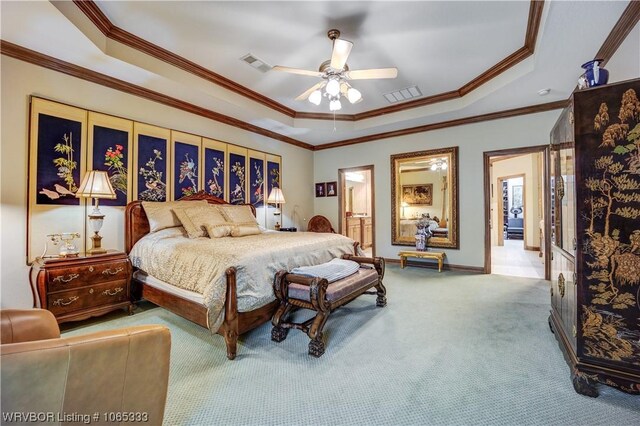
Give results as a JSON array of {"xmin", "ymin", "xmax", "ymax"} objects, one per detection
[
  {"xmin": 315, "ymin": 182, "xmax": 326, "ymax": 197},
  {"xmin": 402, "ymin": 183, "xmax": 433, "ymax": 205},
  {"xmin": 326, "ymin": 181, "xmax": 337, "ymax": 197}
]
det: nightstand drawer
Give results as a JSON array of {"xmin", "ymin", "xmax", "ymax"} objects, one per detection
[
  {"xmin": 48, "ymin": 260, "xmax": 129, "ymax": 291},
  {"xmin": 47, "ymin": 280, "xmax": 128, "ymax": 316}
]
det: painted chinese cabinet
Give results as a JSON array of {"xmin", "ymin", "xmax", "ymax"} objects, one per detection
[{"xmin": 549, "ymin": 78, "xmax": 640, "ymax": 397}]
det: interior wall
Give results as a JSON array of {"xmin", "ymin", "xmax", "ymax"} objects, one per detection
[
  {"xmin": 314, "ymin": 24, "xmax": 638, "ymax": 268},
  {"xmin": 314, "ymin": 111, "xmax": 559, "ymax": 268},
  {"xmin": 0, "ymin": 57, "xmax": 314, "ymax": 308},
  {"xmin": 490, "ymin": 153, "xmax": 542, "ymax": 249}
]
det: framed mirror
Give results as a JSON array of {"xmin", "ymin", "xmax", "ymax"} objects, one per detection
[{"xmin": 391, "ymin": 146, "xmax": 459, "ymax": 249}]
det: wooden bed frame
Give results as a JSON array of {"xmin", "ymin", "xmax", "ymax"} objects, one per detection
[{"xmin": 124, "ymin": 191, "xmax": 278, "ymax": 360}]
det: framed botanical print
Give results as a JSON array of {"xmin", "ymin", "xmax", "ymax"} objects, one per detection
[
  {"xmin": 171, "ymin": 131, "xmax": 201, "ymax": 200},
  {"xmin": 133, "ymin": 123, "xmax": 170, "ymax": 202},
  {"xmin": 249, "ymin": 150, "xmax": 265, "ymax": 207},
  {"xmin": 202, "ymin": 138, "xmax": 226, "ymax": 200},
  {"xmin": 228, "ymin": 145, "xmax": 247, "ymax": 204},
  {"xmin": 28, "ymin": 97, "xmax": 88, "ymax": 263},
  {"xmin": 88, "ymin": 112, "xmax": 133, "ymax": 206}
]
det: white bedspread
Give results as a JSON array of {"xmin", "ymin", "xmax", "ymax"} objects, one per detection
[{"xmin": 129, "ymin": 228, "xmax": 358, "ymax": 332}]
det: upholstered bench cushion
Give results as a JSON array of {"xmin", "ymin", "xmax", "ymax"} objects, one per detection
[{"xmin": 288, "ymin": 268, "xmax": 379, "ymax": 303}]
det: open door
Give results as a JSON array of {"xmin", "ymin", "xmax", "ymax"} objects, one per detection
[{"xmin": 338, "ymin": 166, "xmax": 375, "ymax": 257}]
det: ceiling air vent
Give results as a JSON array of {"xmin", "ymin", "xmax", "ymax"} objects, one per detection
[
  {"xmin": 240, "ymin": 53, "xmax": 272, "ymax": 73},
  {"xmin": 383, "ymin": 85, "xmax": 422, "ymax": 103}
]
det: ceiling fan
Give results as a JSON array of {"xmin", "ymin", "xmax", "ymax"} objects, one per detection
[{"xmin": 273, "ymin": 29, "xmax": 398, "ymax": 111}]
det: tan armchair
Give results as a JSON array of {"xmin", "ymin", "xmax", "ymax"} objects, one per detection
[{"xmin": 1, "ymin": 309, "xmax": 171, "ymax": 424}]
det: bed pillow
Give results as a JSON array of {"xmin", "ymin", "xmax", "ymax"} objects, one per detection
[
  {"xmin": 217, "ymin": 204, "xmax": 261, "ymax": 237},
  {"xmin": 173, "ymin": 204, "xmax": 232, "ymax": 239},
  {"xmin": 142, "ymin": 200, "xmax": 207, "ymax": 232}
]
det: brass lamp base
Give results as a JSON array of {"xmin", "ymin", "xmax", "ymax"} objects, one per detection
[{"xmin": 88, "ymin": 232, "xmax": 106, "ymax": 255}]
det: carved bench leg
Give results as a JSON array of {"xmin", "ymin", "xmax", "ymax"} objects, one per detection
[
  {"xmin": 309, "ymin": 337, "xmax": 325, "ymax": 358},
  {"xmin": 271, "ymin": 301, "xmax": 292, "ymax": 342},
  {"xmin": 375, "ymin": 282, "xmax": 387, "ymax": 307},
  {"xmin": 307, "ymin": 312, "xmax": 328, "ymax": 357},
  {"xmin": 271, "ymin": 326, "xmax": 289, "ymax": 342}
]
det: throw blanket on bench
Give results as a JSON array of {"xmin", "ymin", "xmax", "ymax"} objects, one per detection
[{"xmin": 291, "ymin": 258, "xmax": 360, "ymax": 283}]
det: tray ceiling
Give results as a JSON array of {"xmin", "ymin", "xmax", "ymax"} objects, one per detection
[{"xmin": 0, "ymin": 1, "xmax": 634, "ymax": 147}]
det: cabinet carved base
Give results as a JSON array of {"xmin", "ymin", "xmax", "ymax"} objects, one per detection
[{"xmin": 572, "ymin": 371, "xmax": 599, "ymax": 398}]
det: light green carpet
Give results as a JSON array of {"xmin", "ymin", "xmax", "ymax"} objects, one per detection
[{"xmin": 63, "ymin": 266, "xmax": 640, "ymax": 425}]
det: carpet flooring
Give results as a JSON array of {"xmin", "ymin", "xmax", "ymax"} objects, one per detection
[{"xmin": 63, "ymin": 266, "xmax": 640, "ymax": 425}]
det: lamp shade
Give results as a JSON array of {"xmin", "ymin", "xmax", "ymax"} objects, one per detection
[
  {"xmin": 75, "ymin": 170, "xmax": 116, "ymax": 199},
  {"xmin": 267, "ymin": 187, "xmax": 286, "ymax": 204}
]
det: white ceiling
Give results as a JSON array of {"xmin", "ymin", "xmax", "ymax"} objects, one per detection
[{"xmin": 0, "ymin": 1, "xmax": 633, "ymax": 146}]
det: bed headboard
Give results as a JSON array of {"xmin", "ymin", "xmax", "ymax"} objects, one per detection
[{"xmin": 124, "ymin": 191, "xmax": 257, "ymax": 253}]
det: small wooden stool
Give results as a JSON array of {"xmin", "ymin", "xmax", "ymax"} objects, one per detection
[
  {"xmin": 398, "ymin": 250, "xmax": 446, "ymax": 272},
  {"xmin": 271, "ymin": 255, "xmax": 386, "ymax": 357}
]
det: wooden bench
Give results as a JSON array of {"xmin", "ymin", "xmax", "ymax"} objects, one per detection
[
  {"xmin": 271, "ymin": 255, "xmax": 386, "ymax": 357},
  {"xmin": 398, "ymin": 250, "xmax": 446, "ymax": 272}
]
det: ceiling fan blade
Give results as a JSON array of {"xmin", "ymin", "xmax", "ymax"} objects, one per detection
[
  {"xmin": 272, "ymin": 65, "xmax": 323, "ymax": 78},
  {"xmin": 295, "ymin": 81, "xmax": 325, "ymax": 101},
  {"xmin": 345, "ymin": 68, "xmax": 398, "ymax": 80},
  {"xmin": 330, "ymin": 39, "xmax": 353, "ymax": 70}
]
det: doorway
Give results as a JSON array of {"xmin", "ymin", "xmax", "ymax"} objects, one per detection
[
  {"xmin": 483, "ymin": 146, "xmax": 550, "ymax": 280},
  {"xmin": 338, "ymin": 166, "xmax": 375, "ymax": 257}
]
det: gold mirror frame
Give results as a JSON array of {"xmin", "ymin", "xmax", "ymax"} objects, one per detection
[{"xmin": 391, "ymin": 146, "xmax": 459, "ymax": 249}]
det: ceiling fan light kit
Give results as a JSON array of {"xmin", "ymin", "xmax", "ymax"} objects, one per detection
[{"xmin": 273, "ymin": 29, "xmax": 398, "ymax": 112}]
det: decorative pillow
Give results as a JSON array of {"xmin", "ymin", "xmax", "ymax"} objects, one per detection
[
  {"xmin": 230, "ymin": 224, "xmax": 262, "ymax": 237},
  {"xmin": 173, "ymin": 204, "xmax": 232, "ymax": 239},
  {"xmin": 217, "ymin": 204, "xmax": 256, "ymax": 223},
  {"xmin": 217, "ymin": 204, "xmax": 261, "ymax": 237},
  {"xmin": 142, "ymin": 200, "xmax": 207, "ymax": 232}
]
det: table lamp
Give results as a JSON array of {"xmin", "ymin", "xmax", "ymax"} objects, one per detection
[
  {"xmin": 267, "ymin": 187, "xmax": 286, "ymax": 230},
  {"xmin": 76, "ymin": 170, "xmax": 116, "ymax": 254}
]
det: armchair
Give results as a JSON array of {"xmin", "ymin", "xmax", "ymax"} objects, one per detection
[{"xmin": 1, "ymin": 309, "xmax": 171, "ymax": 424}]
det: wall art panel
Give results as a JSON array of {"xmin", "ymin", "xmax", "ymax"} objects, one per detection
[
  {"xmin": 28, "ymin": 97, "xmax": 87, "ymax": 263},
  {"xmin": 249, "ymin": 150, "xmax": 266, "ymax": 207},
  {"xmin": 133, "ymin": 123, "xmax": 170, "ymax": 202},
  {"xmin": 171, "ymin": 131, "xmax": 201, "ymax": 200},
  {"xmin": 228, "ymin": 145, "xmax": 248, "ymax": 205},
  {"xmin": 88, "ymin": 112, "xmax": 133, "ymax": 206},
  {"xmin": 202, "ymin": 138, "xmax": 227, "ymax": 200}
]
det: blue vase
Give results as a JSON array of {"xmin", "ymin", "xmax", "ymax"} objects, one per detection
[{"xmin": 581, "ymin": 59, "xmax": 609, "ymax": 87}]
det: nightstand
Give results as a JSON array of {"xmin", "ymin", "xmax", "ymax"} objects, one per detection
[{"xmin": 30, "ymin": 250, "xmax": 132, "ymax": 324}]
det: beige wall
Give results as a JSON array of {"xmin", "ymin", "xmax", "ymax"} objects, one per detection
[
  {"xmin": 314, "ymin": 24, "xmax": 638, "ymax": 269},
  {"xmin": 314, "ymin": 111, "xmax": 560, "ymax": 268},
  {"xmin": 0, "ymin": 57, "xmax": 314, "ymax": 308},
  {"xmin": 490, "ymin": 153, "xmax": 543, "ymax": 248}
]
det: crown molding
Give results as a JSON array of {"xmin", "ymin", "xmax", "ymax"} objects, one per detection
[
  {"xmin": 313, "ymin": 100, "xmax": 569, "ymax": 151},
  {"xmin": 0, "ymin": 40, "xmax": 313, "ymax": 150},
  {"xmin": 2, "ymin": 0, "xmax": 631, "ymax": 154},
  {"xmin": 72, "ymin": 0, "xmax": 545, "ymax": 122},
  {"xmin": 596, "ymin": 0, "xmax": 640, "ymax": 65},
  {"xmin": 72, "ymin": 0, "xmax": 296, "ymax": 118}
]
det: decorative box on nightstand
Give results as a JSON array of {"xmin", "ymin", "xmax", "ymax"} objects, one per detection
[{"xmin": 29, "ymin": 250, "xmax": 132, "ymax": 324}]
